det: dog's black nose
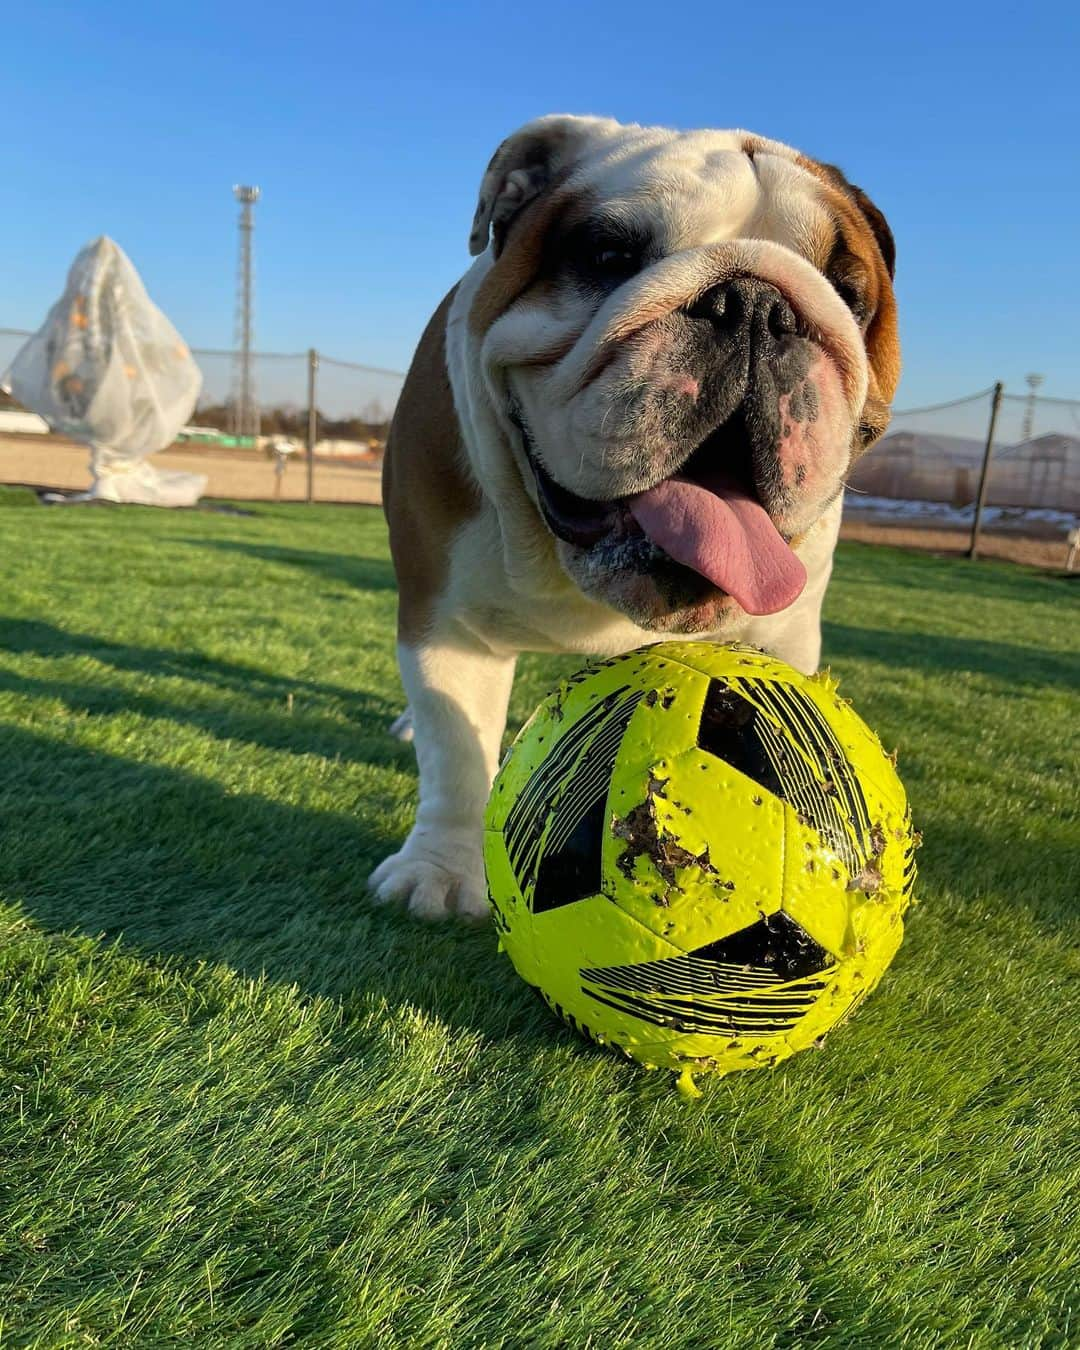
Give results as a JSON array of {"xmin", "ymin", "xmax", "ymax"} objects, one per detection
[{"xmin": 687, "ymin": 277, "xmax": 798, "ymax": 345}]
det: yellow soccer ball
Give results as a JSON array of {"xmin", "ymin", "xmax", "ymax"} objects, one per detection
[{"xmin": 484, "ymin": 642, "xmax": 918, "ymax": 1096}]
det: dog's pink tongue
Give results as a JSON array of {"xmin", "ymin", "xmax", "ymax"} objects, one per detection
[{"xmin": 627, "ymin": 474, "xmax": 807, "ymax": 615}]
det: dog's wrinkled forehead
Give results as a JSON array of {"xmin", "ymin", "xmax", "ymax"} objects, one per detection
[
  {"xmin": 569, "ymin": 130, "xmax": 833, "ymax": 261},
  {"xmin": 470, "ymin": 117, "xmax": 837, "ymax": 268}
]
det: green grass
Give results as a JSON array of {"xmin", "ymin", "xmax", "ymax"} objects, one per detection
[{"xmin": 0, "ymin": 498, "xmax": 1076, "ymax": 1348}]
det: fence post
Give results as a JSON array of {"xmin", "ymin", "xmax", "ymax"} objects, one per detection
[
  {"xmin": 305, "ymin": 348, "xmax": 319, "ymax": 504},
  {"xmin": 967, "ymin": 381, "xmax": 1004, "ymax": 560}
]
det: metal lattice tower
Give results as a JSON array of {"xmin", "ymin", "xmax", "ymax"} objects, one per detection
[
  {"xmin": 1021, "ymin": 372, "xmax": 1044, "ymax": 443},
  {"xmin": 230, "ymin": 185, "xmax": 261, "ymax": 440}
]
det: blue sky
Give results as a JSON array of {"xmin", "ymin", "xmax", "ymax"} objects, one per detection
[{"xmin": 5, "ymin": 1, "xmax": 1079, "ymax": 408}]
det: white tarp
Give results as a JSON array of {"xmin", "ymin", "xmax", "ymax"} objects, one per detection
[{"xmin": 1, "ymin": 237, "xmax": 207, "ymax": 506}]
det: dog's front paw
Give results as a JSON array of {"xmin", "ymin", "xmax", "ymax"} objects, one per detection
[{"xmin": 368, "ymin": 827, "xmax": 488, "ymax": 922}]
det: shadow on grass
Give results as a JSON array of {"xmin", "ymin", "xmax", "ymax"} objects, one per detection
[
  {"xmin": 823, "ymin": 621, "xmax": 1079, "ymax": 689},
  {"xmin": 180, "ymin": 538, "xmax": 398, "ymax": 593},
  {"xmin": 1, "ymin": 618, "xmax": 384, "ymax": 710},
  {"xmin": 0, "ymin": 666, "xmax": 410, "ymax": 770},
  {"xmin": 914, "ymin": 812, "xmax": 1078, "ymax": 932},
  {"xmin": 1, "ymin": 723, "xmax": 549, "ymax": 1047},
  {"xmin": 0, "ymin": 618, "xmax": 557, "ymax": 1051}
]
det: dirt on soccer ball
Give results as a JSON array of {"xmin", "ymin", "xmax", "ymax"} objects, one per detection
[{"xmin": 484, "ymin": 642, "xmax": 919, "ymax": 1096}]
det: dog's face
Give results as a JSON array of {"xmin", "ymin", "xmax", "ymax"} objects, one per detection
[{"xmin": 465, "ymin": 116, "xmax": 900, "ymax": 633}]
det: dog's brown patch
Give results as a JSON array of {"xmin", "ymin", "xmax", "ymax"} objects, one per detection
[
  {"xmin": 797, "ymin": 155, "xmax": 901, "ymax": 452},
  {"xmin": 469, "ymin": 181, "xmax": 595, "ymax": 336},
  {"xmin": 382, "ymin": 287, "xmax": 482, "ymax": 644}
]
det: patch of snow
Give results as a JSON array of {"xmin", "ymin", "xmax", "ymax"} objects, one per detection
[{"xmin": 843, "ymin": 494, "xmax": 1077, "ymax": 530}]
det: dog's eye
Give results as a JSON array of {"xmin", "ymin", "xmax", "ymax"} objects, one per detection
[
  {"xmin": 827, "ymin": 256, "xmax": 872, "ymax": 324},
  {"xmin": 564, "ymin": 228, "xmax": 647, "ymax": 287},
  {"xmin": 592, "ymin": 246, "xmax": 640, "ymax": 276},
  {"xmin": 832, "ymin": 278, "xmax": 867, "ymax": 320}
]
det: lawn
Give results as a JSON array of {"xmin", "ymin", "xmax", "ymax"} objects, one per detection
[{"xmin": 0, "ymin": 488, "xmax": 1076, "ymax": 1348}]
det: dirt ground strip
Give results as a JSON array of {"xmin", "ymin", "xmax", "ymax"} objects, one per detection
[
  {"xmin": 0, "ymin": 434, "xmax": 382, "ymax": 505},
  {"xmin": 3, "ymin": 433, "xmax": 1075, "ymax": 570},
  {"xmin": 839, "ymin": 517, "xmax": 1074, "ymax": 571}
]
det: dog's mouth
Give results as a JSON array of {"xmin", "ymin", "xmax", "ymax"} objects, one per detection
[{"xmin": 512, "ymin": 408, "xmax": 807, "ymax": 617}]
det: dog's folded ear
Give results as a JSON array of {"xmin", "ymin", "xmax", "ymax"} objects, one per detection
[
  {"xmin": 468, "ymin": 115, "xmax": 618, "ymax": 258},
  {"xmin": 846, "ymin": 184, "xmax": 896, "ymax": 281},
  {"xmin": 814, "ymin": 161, "xmax": 896, "ymax": 280}
]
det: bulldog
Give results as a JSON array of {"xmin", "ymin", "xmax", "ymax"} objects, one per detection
[{"xmin": 372, "ymin": 115, "xmax": 900, "ymax": 921}]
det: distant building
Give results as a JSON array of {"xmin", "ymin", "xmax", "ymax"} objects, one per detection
[{"xmin": 850, "ymin": 429, "xmax": 1080, "ymax": 512}]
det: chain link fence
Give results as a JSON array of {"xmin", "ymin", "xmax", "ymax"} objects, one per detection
[
  {"xmin": 846, "ymin": 385, "xmax": 1080, "ymax": 556},
  {"xmin": 851, "ymin": 387, "xmax": 1080, "ymax": 511},
  {"xmin": 0, "ymin": 327, "xmax": 404, "ymax": 503},
  {"xmin": 3, "ymin": 320, "xmax": 1078, "ymax": 554}
]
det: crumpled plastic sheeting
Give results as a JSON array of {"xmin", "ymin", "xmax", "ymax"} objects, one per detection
[{"xmin": 2, "ymin": 237, "xmax": 207, "ymax": 506}]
